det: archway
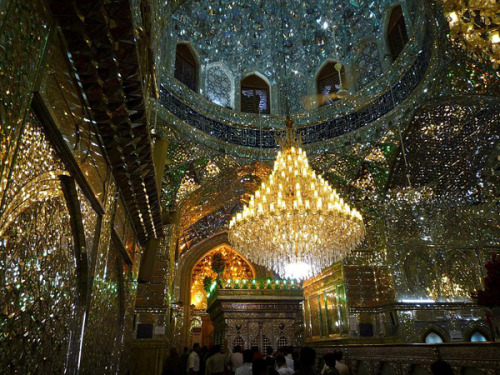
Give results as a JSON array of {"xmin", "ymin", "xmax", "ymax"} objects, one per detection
[
  {"xmin": 240, "ymin": 73, "xmax": 271, "ymax": 114},
  {"xmin": 176, "ymin": 232, "xmax": 271, "ymax": 348},
  {"xmin": 190, "ymin": 243, "xmax": 255, "ymax": 347},
  {"xmin": 422, "ymin": 329, "xmax": 446, "ymax": 344},
  {"xmin": 467, "ymin": 327, "xmax": 490, "ymax": 342},
  {"xmin": 315, "ymin": 59, "xmax": 347, "ymax": 107},
  {"xmin": 190, "ymin": 244, "xmax": 256, "ymax": 310},
  {"xmin": 175, "ymin": 43, "xmax": 200, "ymax": 92},
  {"xmin": 385, "ymin": 5, "xmax": 408, "ymax": 62}
]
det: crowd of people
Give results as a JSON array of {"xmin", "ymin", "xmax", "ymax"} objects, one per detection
[
  {"xmin": 163, "ymin": 344, "xmax": 454, "ymax": 375},
  {"xmin": 163, "ymin": 344, "xmax": 347, "ymax": 375}
]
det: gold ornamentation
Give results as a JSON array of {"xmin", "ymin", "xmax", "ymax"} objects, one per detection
[
  {"xmin": 229, "ymin": 120, "xmax": 365, "ymax": 280},
  {"xmin": 442, "ymin": 0, "xmax": 500, "ymax": 70},
  {"xmin": 191, "ymin": 244, "xmax": 254, "ymax": 309}
]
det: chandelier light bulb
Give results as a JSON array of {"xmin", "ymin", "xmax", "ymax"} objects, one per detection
[
  {"xmin": 284, "ymin": 262, "xmax": 313, "ymax": 280},
  {"xmin": 229, "ymin": 121, "xmax": 365, "ymax": 280}
]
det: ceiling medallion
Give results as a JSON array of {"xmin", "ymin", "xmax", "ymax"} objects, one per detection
[{"xmin": 229, "ymin": 119, "xmax": 365, "ymax": 280}]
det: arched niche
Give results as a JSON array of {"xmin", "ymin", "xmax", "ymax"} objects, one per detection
[
  {"xmin": 314, "ymin": 59, "xmax": 348, "ymax": 107},
  {"xmin": 190, "ymin": 243, "xmax": 255, "ymax": 310},
  {"xmin": 240, "ymin": 72, "xmax": 271, "ymax": 114},
  {"xmin": 421, "ymin": 327, "xmax": 447, "ymax": 344},
  {"xmin": 176, "ymin": 232, "xmax": 270, "ymax": 348},
  {"xmin": 464, "ymin": 324, "xmax": 491, "ymax": 342},
  {"xmin": 355, "ymin": 38, "xmax": 383, "ymax": 89},
  {"xmin": 0, "ymin": 111, "xmax": 98, "ymax": 372},
  {"xmin": 175, "ymin": 42, "xmax": 201, "ymax": 92},
  {"xmin": 383, "ymin": 4, "xmax": 409, "ymax": 63},
  {"xmin": 205, "ymin": 62, "xmax": 235, "ymax": 109}
]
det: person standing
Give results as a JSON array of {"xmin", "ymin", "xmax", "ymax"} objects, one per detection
[
  {"xmin": 200, "ymin": 346, "xmax": 209, "ymax": 375},
  {"xmin": 205, "ymin": 346, "xmax": 218, "ymax": 375},
  {"xmin": 321, "ymin": 354, "xmax": 339, "ymax": 375},
  {"xmin": 275, "ymin": 355, "xmax": 294, "ymax": 375},
  {"xmin": 279, "ymin": 347, "xmax": 293, "ymax": 371},
  {"xmin": 294, "ymin": 347, "xmax": 317, "ymax": 375},
  {"xmin": 188, "ymin": 343, "xmax": 201, "ymax": 375},
  {"xmin": 284, "ymin": 348, "xmax": 294, "ymax": 371},
  {"xmin": 332, "ymin": 350, "xmax": 347, "ymax": 375},
  {"xmin": 263, "ymin": 347, "xmax": 275, "ymax": 370},
  {"xmin": 181, "ymin": 347, "xmax": 190, "ymax": 375},
  {"xmin": 163, "ymin": 348, "xmax": 181, "ymax": 375},
  {"xmin": 235, "ymin": 350, "xmax": 254, "ymax": 375},
  {"xmin": 252, "ymin": 359, "xmax": 270, "ymax": 375},
  {"xmin": 227, "ymin": 345, "xmax": 244, "ymax": 375},
  {"xmin": 206, "ymin": 345, "xmax": 226, "ymax": 375}
]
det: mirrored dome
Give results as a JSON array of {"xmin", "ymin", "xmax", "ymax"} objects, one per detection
[{"xmin": 165, "ymin": 0, "xmax": 417, "ymax": 113}]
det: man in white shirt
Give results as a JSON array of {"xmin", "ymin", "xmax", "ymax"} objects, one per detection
[
  {"xmin": 283, "ymin": 347, "xmax": 294, "ymax": 370},
  {"xmin": 333, "ymin": 350, "xmax": 348, "ymax": 375},
  {"xmin": 227, "ymin": 345, "xmax": 244, "ymax": 374},
  {"xmin": 235, "ymin": 350, "xmax": 253, "ymax": 375},
  {"xmin": 188, "ymin": 343, "xmax": 201, "ymax": 375},
  {"xmin": 276, "ymin": 355, "xmax": 294, "ymax": 375}
]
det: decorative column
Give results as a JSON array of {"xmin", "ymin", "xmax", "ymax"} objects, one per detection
[{"xmin": 138, "ymin": 137, "xmax": 168, "ymax": 283}]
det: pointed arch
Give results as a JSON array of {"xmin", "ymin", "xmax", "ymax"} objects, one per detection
[
  {"xmin": 355, "ymin": 38, "xmax": 383, "ymax": 89},
  {"xmin": 205, "ymin": 62, "xmax": 235, "ymax": 109},
  {"xmin": 190, "ymin": 243, "xmax": 256, "ymax": 310},
  {"xmin": 175, "ymin": 42, "xmax": 200, "ymax": 92},
  {"xmin": 176, "ymin": 232, "xmax": 269, "ymax": 348},
  {"xmin": 421, "ymin": 327, "xmax": 447, "ymax": 343},
  {"xmin": 315, "ymin": 59, "xmax": 347, "ymax": 107},
  {"xmin": 240, "ymin": 72, "xmax": 271, "ymax": 114},
  {"xmin": 385, "ymin": 4, "xmax": 409, "ymax": 62},
  {"xmin": 465, "ymin": 324, "xmax": 491, "ymax": 342}
]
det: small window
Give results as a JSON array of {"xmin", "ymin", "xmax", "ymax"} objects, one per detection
[
  {"xmin": 250, "ymin": 335, "xmax": 259, "ymax": 348},
  {"xmin": 234, "ymin": 336, "xmax": 245, "ymax": 348},
  {"xmin": 241, "ymin": 74, "xmax": 270, "ymax": 114},
  {"xmin": 424, "ymin": 331, "xmax": 444, "ymax": 344},
  {"xmin": 387, "ymin": 5, "xmax": 408, "ymax": 62},
  {"xmin": 470, "ymin": 331, "xmax": 488, "ymax": 342},
  {"xmin": 276, "ymin": 336, "xmax": 287, "ymax": 349},
  {"xmin": 175, "ymin": 44, "xmax": 198, "ymax": 92},
  {"xmin": 316, "ymin": 61, "xmax": 346, "ymax": 107}
]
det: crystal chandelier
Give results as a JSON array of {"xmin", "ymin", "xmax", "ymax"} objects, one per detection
[{"xmin": 229, "ymin": 119, "xmax": 365, "ymax": 280}]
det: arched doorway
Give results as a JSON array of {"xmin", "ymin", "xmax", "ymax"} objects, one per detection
[
  {"xmin": 190, "ymin": 244, "xmax": 256, "ymax": 347},
  {"xmin": 191, "ymin": 244, "xmax": 256, "ymax": 310}
]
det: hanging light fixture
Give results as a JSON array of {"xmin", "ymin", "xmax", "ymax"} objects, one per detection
[
  {"xmin": 332, "ymin": 27, "xmax": 348, "ymax": 100},
  {"xmin": 334, "ymin": 62, "xmax": 349, "ymax": 99},
  {"xmin": 229, "ymin": 0, "xmax": 364, "ymax": 280},
  {"xmin": 229, "ymin": 119, "xmax": 365, "ymax": 280}
]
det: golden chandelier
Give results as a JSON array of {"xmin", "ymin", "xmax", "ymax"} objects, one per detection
[{"xmin": 229, "ymin": 119, "xmax": 365, "ymax": 280}]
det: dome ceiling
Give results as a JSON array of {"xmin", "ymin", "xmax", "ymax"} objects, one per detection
[
  {"xmin": 159, "ymin": 0, "xmax": 500, "ymax": 259},
  {"xmin": 171, "ymin": 0, "xmax": 389, "ymax": 79}
]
